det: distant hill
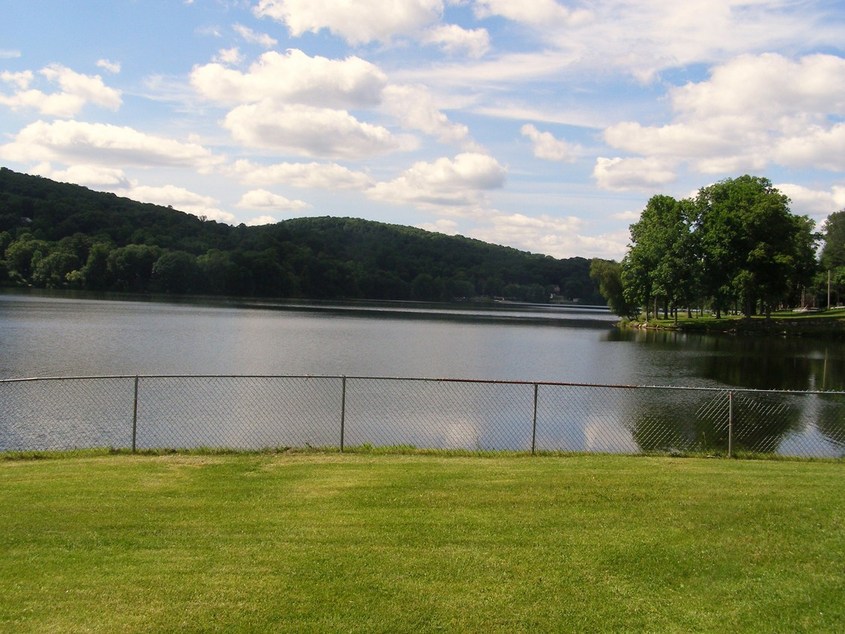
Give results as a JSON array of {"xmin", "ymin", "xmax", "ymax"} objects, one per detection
[{"xmin": 0, "ymin": 167, "xmax": 604, "ymax": 304}]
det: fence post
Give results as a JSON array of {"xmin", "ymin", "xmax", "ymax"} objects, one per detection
[
  {"xmin": 531, "ymin": 383, "xmax": 538, "ymax": 455},
  {"xmin": 340, "ymin": 376, "xmax": 347, "ymax": 452},
  {"xmin": 131, "ymin": 375, "xmax": 139, "ymax": 453},
  {"xmin": 727, "ymin": 390, "xmax": 733, "ymax": 458}
]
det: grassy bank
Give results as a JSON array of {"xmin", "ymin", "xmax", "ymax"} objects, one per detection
[
  {"xmin": 627, "ymin": 307, "xmax": 845, "ymax": 337},
  {"xmin": 2, "ymin": 452, "xmax": 844, "ymax": 632}
]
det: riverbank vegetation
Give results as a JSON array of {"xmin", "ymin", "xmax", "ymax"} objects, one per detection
[
  {"xmin": 1, "ymin": 451, "xmax": 843, "ymax": 631},
  {"xmin": 0, "ymin": 167, "xmax": 602, "ymax": 304},
  {"xmin": 591, "ymin": 175, "xmax": 844, "ymax": 328}
]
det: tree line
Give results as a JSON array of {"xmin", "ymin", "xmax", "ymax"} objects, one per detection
[
  {"xmin": 590, "ymin": 175, "xmax": 842, "ymax": 320},
  {"xmin": 0, "ymin": 168, "xmax": 603, "ymax": 304}
]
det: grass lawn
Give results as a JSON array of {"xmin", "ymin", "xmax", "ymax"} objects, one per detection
[
  {"xmin": 635, "ymin": 307, "xmax": 845, "ymax": 336},
  {"xmin": 1, "ymin": 451, "xmax": 843, "ymax": 632}
]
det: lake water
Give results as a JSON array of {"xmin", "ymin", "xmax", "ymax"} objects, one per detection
[
  {"xmin": 2, "ymin": 291, "xmax": 844, "ymax": 456},
  {"xmin": 1, "ymin": 290, "xmax": 844, "ymax": 390}
]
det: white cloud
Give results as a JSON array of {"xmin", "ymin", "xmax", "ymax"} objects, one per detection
[
  {"xmin": 232, "ymin": 160, "xmax": 373, "ymax": 189},
  {"xmin": 776, "ymin": 183, "xmax": 845, "ymax": 219},
  {"xmin": 254, "ymin": 0, "xmax": 444, "ymax": 44},
  {"xmin": 367, "ymin": 152, "xmax": 506, "ymax": 207},
  {"xmin": 671, "ymin": 53, "xmax": 845, "ymax": 120},
  {"xmin": 473, "ymin": 0, "xmax": 592, "ymax": 28},
  {"xmin": 237, "ymin": 189, "xmax": 310, "ymax": 211},
  {"xmin": 0, "ymin": 49, "xmax": 21, "ymax": 59},
  {"xmin": 467, "ymin": 211, "xmax": 628, "ymax": 260},
  {"xmin": 416, "ymin": 219, "xmax": 460, "ymax": 235},
  {"xmin": 214, "ymin": 47, "xmax": 245, "ymax": 65},
  {"xmin": 31, "ymin": 162, "xmax": 131, "ymax": 189},
  {"xmin": 246, "ymin": 215, "xmax": 279, "ymax": 226},
  {"xmin": 382, "ymin": 84, "xmax": 469, "ymax": 144},
  {"xmin": 593, "ymin": 157, "xmax": 676, "ymax": 191},
  {"xmin": 118, "ymin": 184, "xmax": 236, "ymax": 222},
  {"xmin": 191, "ymin": 49, "xmax": 387, "ymax": 108},
  {"xmin": 0, "ymin": 64, "xmax": 121, "ymax": 117},
  {"xmin": 602, "ymin": 53, "xmax": 845, "ymax": 177},
  {"xmin": 233, "ymin": 23, "xmax": 278, "ymax": 49},
  {"xmin": 224, "ymin": 101, "xmax": 409, "ymax": 159},
  {"xmin": 1, "ymin": 70, "xmax": 33, "ymax": 90},
  {"xmin": 0, "ymin": 120, "xmax": 223, "ymax": 172},
  {"xmin": 421, "ymin": 24, "xmax": 490, "ymax": 58},
  {"xmin": 774, "ymin": 124, "xmax": 845, "ymax": 172},
  {"xmin": 521, "ymin": 124, "xmax": 581, "ymax": 162},
  {"xmin": 96, "ymin": 59, "xmax": 121, "ymax": 74}
]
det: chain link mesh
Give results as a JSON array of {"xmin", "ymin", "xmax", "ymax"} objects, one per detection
[
  {"xmin": 1, "ymin": 376, "xmax": 844, "ymax": 457},
  {"xmin": 136, "ymin": 376, "xmax": 341, "ymax": 450},
  {"xmin": 345, "ymin": 378, "xmax": 533, "ymax": 451},
  {"xmin": 0, "ymin": 377, "xmax": 135, "ymax": 451}
]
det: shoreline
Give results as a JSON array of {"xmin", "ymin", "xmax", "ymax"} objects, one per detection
[{"xmin": 622, "ymin": 311, "xmax": 845, "ymax": 338}]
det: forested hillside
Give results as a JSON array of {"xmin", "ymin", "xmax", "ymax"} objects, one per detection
[{"xmin": 0, "ymin": 168, "xmax": 603, "ymax": 304}]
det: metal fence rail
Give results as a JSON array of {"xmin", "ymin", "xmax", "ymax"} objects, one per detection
[{"xmin": 1, "ymin": 375, "xmax": 844, "ymax": 458}]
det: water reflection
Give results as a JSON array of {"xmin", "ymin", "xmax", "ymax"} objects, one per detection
[{"xmin": 606, "ymin": 329, "xmax": 845, "ymax": 391}]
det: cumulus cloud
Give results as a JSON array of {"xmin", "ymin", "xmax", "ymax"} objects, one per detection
[
  {"xmin": 382, "ymin": 84, "xmax": 469, "ymax": 143},
  {"xmin": 191, "ymin": 49, "xmax": 387, "ymax": 108},
  {"xmin": 468, "ymin": 211, "xmax": 628, "ymax": 260},
  {"xmin": 237, "ymin": 188, "xmax": 310, "ymax": 211},
  {"xmin": 254, "ymin": 0, "xmax": 443, "ymax": 44},
  {"xmin": 367, "ymin": 152, "xmax": 506, "ymax": 207},
  {"xmin": 774, "ymin": 124, "xmax": 845, "ymax": 172},
  {"xmin": 246, "ymin": 215, "xmax": 279, "ymax": 226},
  {"xmin": 0, "ymin": 120, "xmax": 222, "ymax": 172},
  {"xmin": 0, "ymin": 64, "xmax": 121, "ymax": 117},
  {"xmin": 593, "ymin": 157, "xmax": 675, "ymax": 191},
  {"xmin": 224, "ymin": 101, "xmax": 408, "ymax": 159},
  {"xmin": 521, "ymin": 124, "xmax": 580, "ymax": 162},
  {"xmin": 1, "ymin": 70, "xmax": 34, "ymax": 90},
  {"xmin": 31, "ymin": 162, "xmax": 131, "ymax": 189},
  {"xmin": 601, "ymin": 53, "xmax": 845, "ymax": 179},
  {"xmin": 421, "ymin": 24, "xmax": 490, "ymax": 58},
  {"xmin": 232, "ymin": 159, "xmax": 373, "ymax": 189},
  {"xmin": 214, "ymin": 47, "xmax": 245, "ymax": 65},
  {"xmin": 776, "ymin": 183, "xmax": 845, "ymax": 219},
  {"xmin": 118, "ymin": 184, "xmax": 236, "ymax": 222},
  {"xmin": 416, "ymin": 218, "xmax": 460, "ymax": 235}
]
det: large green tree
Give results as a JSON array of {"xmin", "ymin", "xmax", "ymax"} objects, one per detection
[
  {"xmin": 819, "ymin": 210, "xmax": 845, "ymax": 306},
  {"xmin": 622, "ymin": 195, "xmax": 699, "ymax": 320},
  {"xmin": 695, "ymin": 176, "xmax": 816, "ymax": 317},
  {"xmin": 590, "ymin": 258, "xmax": 637, "ymax": 318}
]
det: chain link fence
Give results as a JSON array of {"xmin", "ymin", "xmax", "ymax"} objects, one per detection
[{"xmin": 1, "ymin": 375, "xmax": 844, "ymax": 457}]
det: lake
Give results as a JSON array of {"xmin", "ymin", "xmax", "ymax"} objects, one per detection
[
  {"xmin": 2, "ymin": 291, "xmax": 844, "ymax": 456},
  {"xmin": 1, "ymin": 290, "xmax": 844, "ymax": 391}
]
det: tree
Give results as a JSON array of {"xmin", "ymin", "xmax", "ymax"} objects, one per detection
[
  {"xmin": 4, "ymin": 234, "xmax": 51, "ymax": 283},
  {"xmin": 107, "ymin": 244, "xmax": 161, "ymax": 292},
  {"xmin": 152, "ymin": 250, "xmax": 200, "ymax": 294},
  {"xmin": 695, "ymin": 176, "xmax": 815, "ymax": 317},
  {"xmin": 622, "ymin": 195, "xmax": 697, "ymax": 320},
  {"xmin": 820, "ymin": 210, "xmax": 845, "ymax": 270},
  {"xmin": 590, "ymin": 258, "xmax": 638, "ymax": 317},
  {"xmin": 819, "ymin": 210, "xmax": 845, "ymax": 306}
]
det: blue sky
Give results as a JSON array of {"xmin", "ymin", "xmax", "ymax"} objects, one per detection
[{"xmin": 1, "ymin": 0, "xmax": 844, "ymax": 260}]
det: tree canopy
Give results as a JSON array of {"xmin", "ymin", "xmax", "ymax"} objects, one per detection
[{"xmin": 602, "ymin": 175, "xmax": 818, "ymax": 319}]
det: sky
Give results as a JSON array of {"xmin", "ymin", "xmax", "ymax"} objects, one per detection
[{"xmin": 1, "ymin": 1, "xmax": 844, "ymax": 261}]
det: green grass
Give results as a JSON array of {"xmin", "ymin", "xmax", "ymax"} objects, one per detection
[
  {"xmin": 632, "ymin": 307, "xmax": 845, "ymax": 336},
  {"xmin": 1, "ymin": 452, "xmax": 843, "ymax": 632}
]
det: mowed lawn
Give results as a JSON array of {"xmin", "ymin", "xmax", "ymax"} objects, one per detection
[{"xmin": 1, "ymin": 452, "xmax": 843, "ymax": 632}]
